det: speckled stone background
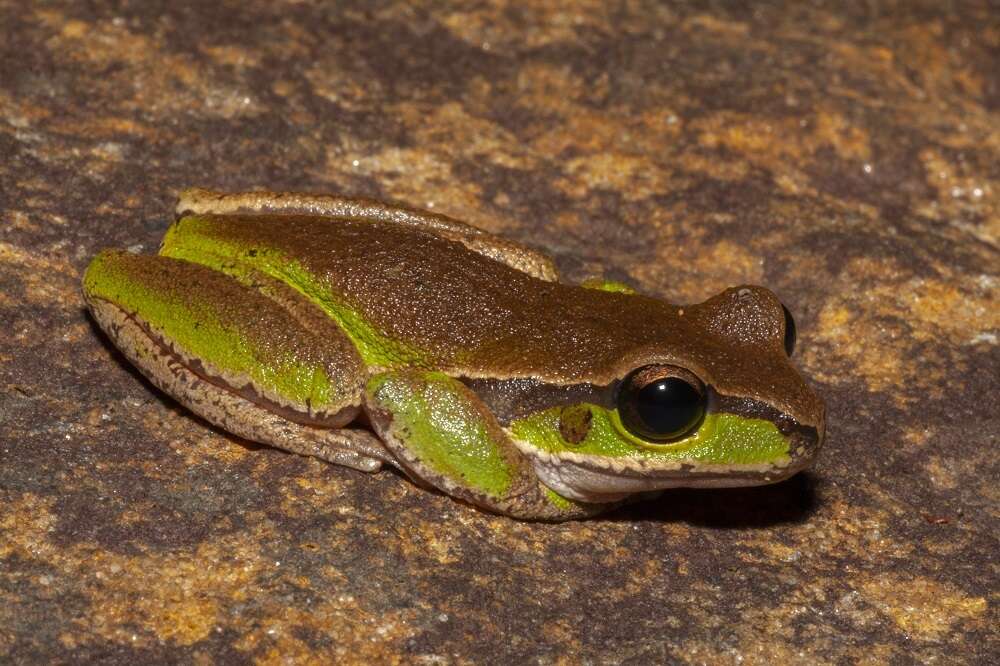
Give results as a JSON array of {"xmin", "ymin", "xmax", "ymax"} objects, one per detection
[{"xmin": 1, "ymin": 1, "xmax": 997, "ymax": 663}]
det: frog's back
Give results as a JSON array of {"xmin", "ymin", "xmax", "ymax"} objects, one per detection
[
  {"xmin": 161, "ymin": 213, "xmax": 685, "ymax": 383},
  {"xmin": 177, "ymin": 188, "xmax": 559, "ymax": 282}
]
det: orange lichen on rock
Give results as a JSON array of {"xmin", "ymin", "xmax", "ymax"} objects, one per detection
[{"xmin": 860, "ymin": 576, "xmax": 988, "ymax": 641}]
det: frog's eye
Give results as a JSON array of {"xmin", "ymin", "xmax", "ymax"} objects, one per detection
[
  {"xmin": 781, "ymin": 303, "xmax": 796, "ymax": 356},
  {"xmin": 617, "ymin": 365, "xmax": 706, "ymax": 442}
]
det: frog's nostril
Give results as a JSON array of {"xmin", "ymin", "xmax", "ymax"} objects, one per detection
[{"xmin": 781, "ymin": 304, "xmax": 797, "ymax": 356}]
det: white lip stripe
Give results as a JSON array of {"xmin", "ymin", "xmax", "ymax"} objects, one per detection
[
  {"xmin": 509, "ymin": 433, "xmax": 795, "ymax": 501},
  {"xmin": 510, "ymin": 435, "xmax": 790, "ymax": 474}
]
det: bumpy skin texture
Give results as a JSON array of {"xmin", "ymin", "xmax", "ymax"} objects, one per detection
[
  {"xmin": 176, "ymin": 188, "xmax": 560, "ymax": 282},
  {"xmin": 82, "ymin": 190, "xmax": 824, "ymax": 519}
]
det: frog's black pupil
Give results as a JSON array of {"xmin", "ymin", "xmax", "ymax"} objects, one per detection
[
  {"xmin": 782, "ymin": 304, "xmax": 797, "ymax": 356},
  {"xmin": 619, "ymin": 376, "xmax": 705, "ymax": 442}
]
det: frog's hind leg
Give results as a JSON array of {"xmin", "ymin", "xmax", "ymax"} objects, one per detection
[
  {"xmin": 175, "ymin": 188, "xmax": 559, "ymax": 282},
  {"xmin": 83, "ymin": 250, "xmax": 393, "ymax": 472}
]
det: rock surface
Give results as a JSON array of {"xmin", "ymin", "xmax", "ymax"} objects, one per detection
[{"xmin": 1, "ymin": 1, "xmax": 997, "ymax": 663}]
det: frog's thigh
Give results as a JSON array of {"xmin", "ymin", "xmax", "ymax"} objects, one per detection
[
  {"xmin": 91, "ymin": 301, "xmax": 392, "ymax": 472},
  {"xmin": 84, "ymin": 252, "xmax": 391, "ymax": 472}
]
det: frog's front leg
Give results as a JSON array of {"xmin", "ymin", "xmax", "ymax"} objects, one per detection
[
  {"xmin": 364, "ymin": 371, "xmax": 604, "ymax": 520},
  {"xmin": 83, "ymin": 250, "xmax": 392, "ymax": 472}
]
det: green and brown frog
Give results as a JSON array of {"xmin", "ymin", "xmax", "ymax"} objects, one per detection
[{"xmin": 82, "ymin": 189, "xmax": 825, "ymax": 520}]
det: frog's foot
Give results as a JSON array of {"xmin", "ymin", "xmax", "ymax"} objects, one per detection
[
  {"xmin": 272, "ymin": 427, "xmax": 391, "ymax": 473},
  {"xmin": 363, "ymin": 370, "xmax": 605, "ymax": 520}
]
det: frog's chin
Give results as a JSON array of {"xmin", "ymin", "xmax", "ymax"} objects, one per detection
[{"xmin": 524, "ymin": 449, "xmax": 803, "ymax": 504}]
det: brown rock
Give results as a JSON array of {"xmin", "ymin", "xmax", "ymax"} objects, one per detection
[{"xmin": 1, "ymin": 1, "xmax": 996, "ymax": 662}]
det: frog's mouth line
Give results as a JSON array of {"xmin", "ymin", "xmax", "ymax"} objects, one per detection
[{"xmin": 512, "ymin": 429, "xmax": 819, "ymax": 503}]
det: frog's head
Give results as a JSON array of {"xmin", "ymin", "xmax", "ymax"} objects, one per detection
[{"xmin": 503, "ymin": 285, "xmax": 825, "ymax": 503}]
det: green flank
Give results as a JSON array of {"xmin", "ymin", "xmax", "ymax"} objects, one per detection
[
  {"xmin": 580, "ymin": 278, "xmax": 637, "ymax": 294},
  {"xmin": 160, "ymin": 216, "xmax": 426, "ymax": 369}
]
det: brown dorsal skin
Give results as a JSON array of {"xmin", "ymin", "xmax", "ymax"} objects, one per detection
[
  {"xmin": 175, "ymin": 188, "xmax": 559, "ymax": 281},
  {"xmin": 165, "ymin": 212, "xmax": 824, "ymax": 432}
]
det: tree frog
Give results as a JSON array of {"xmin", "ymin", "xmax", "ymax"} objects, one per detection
[{"xmin": 82, "ymin": 189, "xmax": 825, "ymax": 520}]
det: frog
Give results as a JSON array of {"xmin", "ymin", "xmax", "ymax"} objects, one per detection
[{"xmin": 82, "ymin": 189, "xmax": 825, "ymax": 520}]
